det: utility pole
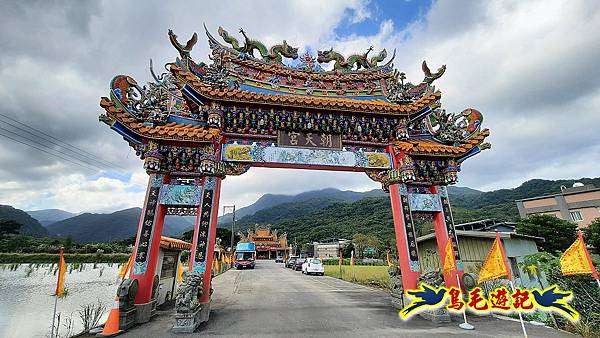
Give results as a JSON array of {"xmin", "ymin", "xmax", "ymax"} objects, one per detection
[{"xmin": 222, "ymin": 205, "xmax": 236, "ymax": 252}]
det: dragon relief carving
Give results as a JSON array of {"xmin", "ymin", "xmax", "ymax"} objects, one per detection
[
  {"xmin": 316, "ymin": 46, "xmax": 388, "ymax": 71},
  {"xmin": 109, "ymin": 72, "xmax": 186, "ymax": 126},
  {"xmin": 386, "ymin": 60, "xmax": 444, "ymax": 104},
  {"xmin": 426, "ymin": 108, "xmax": 484, "ymax": 144},
  {"xmin": 217, "ymin": 27, "xmax": 299, "ymax": 63}
]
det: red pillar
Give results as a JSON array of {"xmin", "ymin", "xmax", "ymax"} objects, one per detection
[
  {"xmin": 431, "ymin": 185, "xmax": 463, "ymax": 289},
  {"xmin": 130, "ymin": 174, "xmax": 169, "ymax": 304},
  {"xmin": 389, "ymin": 183, "xmax": 421, "ymax": 290},
  {"xmin": 387, "ymin": 146, "xmax": 420, "ymax": 290},
  {"xmin": 189, "ymin": 176, "xmax": 222, "ymax": 304}
]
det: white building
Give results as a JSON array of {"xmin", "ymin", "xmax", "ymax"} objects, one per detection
[{"xmin": 313, "ymin": 239, "xmax": 350, "ymax": 259}]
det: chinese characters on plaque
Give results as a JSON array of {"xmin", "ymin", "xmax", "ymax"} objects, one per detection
[
  {"xmin": 400, "ymin": 193, "xmax": 420, "ymax": 271},
  {"xmin": 278, "ymin": 131, "xmax": 341, "ymax": 150},
  {"xmin": 194, "ymin": 189, "xmax": 213, "ymax": 265},
  {"xmin": 135, "ymin": 185, "xmax": 161, "ymax": 266},
  {"xmin": 441, "ymin": 195, "xmax": 461, "ymax": 262}
]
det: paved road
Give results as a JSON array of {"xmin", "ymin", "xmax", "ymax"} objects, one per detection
[{"xmin": 122, "ymin": 260, "xmax": 571, "ymax": 337}]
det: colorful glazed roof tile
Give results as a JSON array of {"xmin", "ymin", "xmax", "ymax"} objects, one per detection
[
  {"xmin": 394, "ymin": 129, "xmax": 490, "ymax": 156},
  {"xmin": 171, "ymin": 65, "xmax": 440, "ymax": 115},
  {"xmin": 100, "ymin": 97, "xmax": 219, "ymax": 142},
  {"xmin": 160, "ymin": 236, "xmax": 192, "ymax": 251}
]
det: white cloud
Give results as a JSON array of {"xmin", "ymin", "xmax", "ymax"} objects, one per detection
[
  {"xmin": 327, "ymin": 0, "xmax": 600, "ymax": 190},
  {"xmin": 1, "ymin": 0, "xmax": 599, "ymax": 214},
  {"xmin": 2, "ymin": 173, "xmax": 146, "ymax": 213}
]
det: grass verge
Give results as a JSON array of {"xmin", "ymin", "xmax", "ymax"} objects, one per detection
[
  {"xmin": 0, "ymin": 253, "xmax": 130, "ymax": 264},
  {"xmin": 324, "ymin": 265, "xmax": 389, "ymax": 289}
]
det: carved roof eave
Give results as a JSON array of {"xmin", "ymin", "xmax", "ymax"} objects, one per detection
[
  {"xmin": 170, "ymin": 65, "xmax": 441, "ymax": 116},
  {"xmin": 395, "ymin": 129, "xmax": 491, "ymax": 158},
  {"xmin": 99, "ymin": 97, "xmax": 219, "ymax": 143},
  {"xmin": 204, "ymin": 26, "xmax": 396, "ymax": 81}
]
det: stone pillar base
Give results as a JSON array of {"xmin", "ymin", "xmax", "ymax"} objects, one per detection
[
  {"xmin": 135, "ymin": 300, "xmax": 156, "ymax": 324},
  {"xmin": 418, "ymin": 307, "xmax": 451, "ymax": 323},
  {"xmin": 119, "ymin": 306, "xmax": 137, "ymax": 330},
  {"xmin": 390, "ymin": 293, "xmax": 405, "ymax": 310},
  {"xmin": 172, "ymin": 300, "xmax": 211, "ymax": 333}
]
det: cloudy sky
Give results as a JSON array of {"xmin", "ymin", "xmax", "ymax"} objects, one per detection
[{"xmin": 0, "ymin": 0, "xmax": 599, "ymax": 213}]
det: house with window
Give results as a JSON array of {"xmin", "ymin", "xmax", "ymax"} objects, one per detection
[
  {"xmin": 417, "ymin": 231, "xmax": 546, "ymax": 289},
  {"xmin": 515, "ymin": 183, "xmax": 600, "ymax": 228}
]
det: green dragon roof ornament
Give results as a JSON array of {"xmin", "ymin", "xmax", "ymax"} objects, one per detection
[
  {"xmin": 216, "ymin": 26, "xmax": 299, "ymax": 64},
  {"xmin": 317, "ymin": 46, "xmax": 389, "ymax": 71}
]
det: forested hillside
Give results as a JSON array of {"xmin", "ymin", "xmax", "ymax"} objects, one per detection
[
  {"xmin": 225, "ymin": 177, "xmax": 600, "ymax": 244},
  {"xmin": 0, "ymin": 205, "xmax": 49, "ymax": 236}
]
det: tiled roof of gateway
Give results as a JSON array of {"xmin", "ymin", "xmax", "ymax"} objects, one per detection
[
  {"xmin": 170, "ymin": 65, "xmax": 441, "ymax": 115},
  {"xmin": 160, "ymin": 236, "xmax": 192, "ymax": 251},
  {"xmin": 395, "ymin": 129, "xmax": 490, "ymax": 156},
  {"xmin": 100, "ymin": 97, "xmax": 219, "ymax": 142}
]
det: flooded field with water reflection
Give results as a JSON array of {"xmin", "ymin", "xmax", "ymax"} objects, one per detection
[{"xmin": 0, "ymin": 263, "xmax": 121, "ymax": 338}]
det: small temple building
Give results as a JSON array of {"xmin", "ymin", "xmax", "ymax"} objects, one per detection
[{"xmin": 239, "ymin": 225, "xmax": 288, "ymax": 259}]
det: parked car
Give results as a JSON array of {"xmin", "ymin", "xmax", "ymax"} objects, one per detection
[
  {"xmin": 275, "ymin": 256, "xmax": 284, "ymax": 263},
  {"xmin": 302, "ymin": 258, "xmax": 325, "ymax": 275},
  {"xmin": 293, "ymin": 258, "xmax": 305, "ymax": 271},
  {"xmin": 285, "ymin": 256, "xmax": 298, "ymax": 268}
]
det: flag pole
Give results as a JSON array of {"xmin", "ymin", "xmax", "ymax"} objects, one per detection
[
  {"xmin": 50, "ymin": 295, "xmax": 58, "ymax": 338},
  {"xmin": 455, "ymin": 273, "xmax": 473, "ymax": 330},
  {"xmin": 508, "ymin": 280, "xmax": 528, "ymax": 338},
  {"xmin": 578, "ymin": 231, "xmax": 600, "ymax": 291},
  {"xmin": 495, "ymin": 232, "xmax": 527, "ymax": 338}
]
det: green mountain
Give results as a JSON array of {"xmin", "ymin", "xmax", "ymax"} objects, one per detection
[
  {"xmin": 223, "ymin": 178, "xmax": 599, "ymax": 245},
  {"xmin": 26, "ymin": 209, "xmax": 77, "ymax": 226},
  {"xmin": 0, "ymin": 205, "xmax": 49, "ymax": 237},
  {"xmin": 218, "ymin": 188, "xmax": 386, "ymax": 224},
  {"xmin": 46, "ymin": 208, "xmax": 196, "ymax": 242}
]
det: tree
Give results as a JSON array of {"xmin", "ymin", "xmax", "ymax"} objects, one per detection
[
  {"xmin": 342, "ymin": 242, "xmax": 354, "ymax": 258},
  {"xmin": 181, "ymin": 228, "xmax": 240, "ymax": 250},
  {"xmin": 516, "ymin": 214, "xmax": 577, "ymax": 253},
  {"xmin": 584, "ymin": 217, "xmax": 600, "ymax": 250},
  {"xmin": 0, "ymin": 219, "xmax": 22, "ymax": 236},
  {"xmin": 365, "ymin": 235, "xmax": 381, "ymax": 258},
  {"xmin": 301, "ymin": 243, "xmax": 314, "ymax": 256},
  {"xmin": 352, "ymin": 233, "xmax": 369, "ymax": 258}
]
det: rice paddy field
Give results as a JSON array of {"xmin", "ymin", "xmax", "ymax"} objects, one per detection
[{"xmin": 324, "ymin": 265, "xmax": 390, "ymax": 289}]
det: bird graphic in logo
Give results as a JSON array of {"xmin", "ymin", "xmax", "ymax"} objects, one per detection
[
  {"xmin": 400, "ymin": 284, "xmax": 448, "ymax": 318},
  {"xmin": 532, "ymin": 285, "xmax": 579, "ymax": 321}
]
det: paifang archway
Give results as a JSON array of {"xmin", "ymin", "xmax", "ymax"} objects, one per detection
[{"xmin": 99, "ymin": 26, "xmax": 490, "ymax": 324}]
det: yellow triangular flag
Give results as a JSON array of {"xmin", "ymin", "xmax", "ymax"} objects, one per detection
[
  {"xmin": 214, "ymin": 256, "xmax": 220, "ymax": 272},
  {"xmin": 176, "ymin": 262, "xmax": 184, "ymax": 283},
  {"xmin": 560, "ymin": 232, "xmax": 598, "ymax": 278},
  {"xmin": 118, "ymin": 254, "xmax": 134, "ymax": 280},
  {"xmin": 55, "ymin": 249, "xmax": 66, "ymax": 297},
  {"xmin": 478, "ymin": 233, "xmax": 511, "ymax": 283},
  {"xmin": 442, "ymin": 238, "xmax": 456, "ymax": 274},
  {"xmin": 386, "ymin": 251, "xmax": 393, "ymax": 267}
]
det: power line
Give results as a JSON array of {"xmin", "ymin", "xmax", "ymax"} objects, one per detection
[
  {"xmin": 0, "ymin": 132, "xmax": 102, "ymax": 173},
  {"xmin": 0, "ymin": 114, "xmax": 148, "ymax": 187},
  {"xmin": 0, "ymin": 128, "xmax": 147, "ymax": 188},
  {"xmin": 0, "ymin": 113, "xmax": 129, "ymax": 171},
  {"xmin": 0, "ymin": 125, "xmax": 111, "ymax": 171}
]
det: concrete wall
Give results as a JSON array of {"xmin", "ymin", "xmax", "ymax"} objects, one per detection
[
  {"xmin": 523, "ymin": 197, "xmax": 557, "ymax": 209},
  {"xmin": 417, "ymin": 235, "xmax": 546, "ymax": 288},
  {"xmin": 315, "ymin": 244, "xmax": 341, "ymax": 258},
  {"xmin": 517, "ymin": 189, "xmax": 600, "ymax": 228}
]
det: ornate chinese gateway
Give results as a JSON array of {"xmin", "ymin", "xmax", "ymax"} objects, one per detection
[{"xmin": 99, "ymin": 25, "xmax": 490, "ymax": 327}]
